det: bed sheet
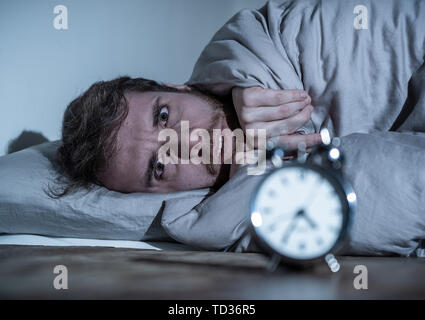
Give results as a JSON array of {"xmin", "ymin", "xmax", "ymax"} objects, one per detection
[{"xmin": 0, "ymin": 234, "xmax": 198, "ymax": 251}]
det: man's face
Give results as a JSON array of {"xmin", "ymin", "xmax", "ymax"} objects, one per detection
[{"xmin": 99, "ymin": 90, "xmax": 234, "ymax": 193}]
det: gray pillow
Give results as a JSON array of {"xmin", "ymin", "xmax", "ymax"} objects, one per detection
[
  {"xmin": 0, "ymin": 141, "xmax": 209, "ymax": 241},
  {"xmin": 162, "ymin": 132, "xmax": 425, "ymax": 256}
]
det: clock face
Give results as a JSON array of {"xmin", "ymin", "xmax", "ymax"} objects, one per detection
[{"xmin": 251, "ymin": 165, "xmax": 346, "ymax": 261}]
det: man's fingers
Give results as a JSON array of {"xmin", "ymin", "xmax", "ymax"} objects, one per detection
[
  {"xmin": 255, "ymin": 104, "xmax": 313, "ymax": 137},
  {"xmin": 274, "ymin": 133, "xmax": 323, "ymax": 151},
  {"xmin": 242, "ymin": 97, "xmax": 311, "ymax": 123},
  {"xmin": 281, "ymin": 104, "xmax": 314, "ymax": 134},
  {"xmin": 235, "ymin": 87, "xmax": 309, "ymax": 108},
  {"xmin": 245, "ymin": 133, "xmax": 321, "ymax": 153},
  {"xmin": 253, "ymin": 89, "xmax": 308, "ymax": 106}
]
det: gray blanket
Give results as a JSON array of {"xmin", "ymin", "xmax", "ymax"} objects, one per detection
[{"xmin": 161, "ymin": 0, "xmax": 425, "ymax": 256}]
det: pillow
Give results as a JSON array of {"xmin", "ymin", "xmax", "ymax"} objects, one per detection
[
  {"xmin": 162, "ymin": 132, "xmax": 425, "ymax": 256},
  {"xmin": 0, "ymin": 141, "xmax": 209, "ymax": 241}
]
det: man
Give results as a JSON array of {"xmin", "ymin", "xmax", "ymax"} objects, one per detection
[
  {"xmin": 56, "ymin": 0, "xmax": 425, "ymax": 198},
  {"xmin": 53, "ymin": 0, "xmax": 425, "ymax": 256},
  {"xmin": 55, "ymin": 76, "xmax": 321, "ymax": 195}
]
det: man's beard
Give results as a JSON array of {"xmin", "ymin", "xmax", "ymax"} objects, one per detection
[
  {"xmin": 187, "ymin": 85, "xmax": 240, "ymax": 131},
  {"xmin": 188, "ymin": 88, "xmax": 240, "ymax": 190},
  {"xmin": 205, "ymin": 109, "xmax": 225, "ymax": 176}
]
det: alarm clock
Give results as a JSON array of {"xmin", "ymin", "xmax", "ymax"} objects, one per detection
[{"xmin": 249, "ymin": 131, "xmax": 356, "ymax": 270}]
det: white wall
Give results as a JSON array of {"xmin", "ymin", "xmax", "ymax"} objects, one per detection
[{"xmin": 0, "ymin": 0, "xmax": 267, "ymax": 155}]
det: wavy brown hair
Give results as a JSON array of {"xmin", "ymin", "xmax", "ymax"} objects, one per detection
[{"xmin": 48, "ymin": 76, "xmax": 184, "ymax": 197}]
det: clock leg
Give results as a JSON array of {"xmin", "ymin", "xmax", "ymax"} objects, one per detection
[
  {"xmin": 266, "ymin": 254, "xmax": 281, "ymax": 272},
  {"xmin": 325, "ymin": 253, "xmax": 340, "ymax": 273}
]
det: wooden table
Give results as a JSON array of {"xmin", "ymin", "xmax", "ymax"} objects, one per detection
[{"xmin": 0, "ymin": 245, "xmax": 424, "ymax": 299}]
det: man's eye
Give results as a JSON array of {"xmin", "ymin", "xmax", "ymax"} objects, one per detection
[
  {"xmin": 159, "ymin": 106, "xmax": 169, "ymax": 126},
  {"xmin": 154, "ymin": 160, "xmax": 165, "ymax": 179}
]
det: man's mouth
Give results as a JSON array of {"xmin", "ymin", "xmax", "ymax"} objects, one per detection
[
  {"xmin": 217, "ymin": 135, "xmax": 224, "ymax": 163},
  {"xmin": 209, "ymin": 134, "xmax": 224, "ymax": 166}
]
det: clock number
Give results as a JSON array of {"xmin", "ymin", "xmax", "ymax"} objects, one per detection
[{"xmin": 328, "ymin": 225, "xmax": 339, "ymax": 233}]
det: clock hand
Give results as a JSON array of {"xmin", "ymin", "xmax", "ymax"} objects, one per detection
[
  {"xmin": 281, "ymin": 210, "xmax": 302, "ymax": 244},
  {"xmin": 281, "ymin": 219, "xmax": 297, "ymax": 244},
  {"xmin": 300, "ymin": 211, "xmax": 318, "ymax": 229}
]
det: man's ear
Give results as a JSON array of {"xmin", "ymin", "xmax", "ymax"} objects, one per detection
[{"xmin": 164, "ymin": 84, "xmax": 192, "ymax": 91}]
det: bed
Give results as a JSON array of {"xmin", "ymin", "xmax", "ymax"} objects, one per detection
[
  {"xmin": 1, "ymin": 240, "xmax": 424, "ymax": 299},
  {"xmin": 1, "ymin": 0, "xmax": 425, "ymax": 299}
]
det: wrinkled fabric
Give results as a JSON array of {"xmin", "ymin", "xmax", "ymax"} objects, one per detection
[
  {"xmin": 162, "ymin": 0, "xmax": 425, "ymax": 256},
  {"xmin": 188, "ymin": 0, "xmax": 425, "ymax": 136},
  {"xmin": 0, "ymin": 141, "xmax": 209, "ymax": 242}
]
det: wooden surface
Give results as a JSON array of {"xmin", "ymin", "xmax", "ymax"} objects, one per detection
[{"xmin": 0, "ymin": 245, "xmax": 424, "ymax": 299}]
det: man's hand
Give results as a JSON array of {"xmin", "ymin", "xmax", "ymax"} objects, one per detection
[{"xmin": 232, "ymin": 86, "xmax": 322, "ymax": 151}]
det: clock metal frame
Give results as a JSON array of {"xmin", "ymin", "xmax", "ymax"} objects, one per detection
[{"xmin": 249, "ymin": 161, "xmax": 356, "ymax": 266}]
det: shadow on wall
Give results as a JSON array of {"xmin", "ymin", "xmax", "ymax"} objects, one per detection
[{"xmin": 7, "ymin": 130, "xmax": 49, "ymax": 154}]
